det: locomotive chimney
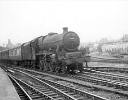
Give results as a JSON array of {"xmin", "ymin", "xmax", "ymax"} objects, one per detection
[{"xmin": 63, "ymin": 27, "xmax": 68, "ymax": 34}]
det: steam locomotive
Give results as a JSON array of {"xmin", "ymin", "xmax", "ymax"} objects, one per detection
[{"xmin": 0, "ymin": 27, "xmax": 89, "ymax": 73}]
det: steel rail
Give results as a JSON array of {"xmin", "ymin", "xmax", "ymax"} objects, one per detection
[
  {"xmin": 9, "ymin": 67, "xmax": 108, "ymax": 100},
  {"xmin": 8, "ymin": 73, "xmax": 76, "ymax": 100},
  {"xmin": 8, "ymin": 74, "xmax": 33, "ymax": 100},
  {"xmin": 84, "ymin": 69, "xmax": 128, "ymax": 82}
]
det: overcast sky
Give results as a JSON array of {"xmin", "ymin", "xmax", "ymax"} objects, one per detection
[{"xmin": 0, "ymin": 0, "xmax": 128, "ymax": 45}]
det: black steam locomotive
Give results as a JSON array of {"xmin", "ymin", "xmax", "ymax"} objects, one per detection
[{"xmin": 0, "ymin": 27, "xmax": 89, "ymax": 73}]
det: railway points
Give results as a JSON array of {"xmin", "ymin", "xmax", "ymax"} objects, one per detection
[
  {"xmin": 6, "ymin": 66, "xmax": 108, "ymax": 100},
  {"xmin": 6, "ymin": 66, "xmax": 128, "ymax": 100}
]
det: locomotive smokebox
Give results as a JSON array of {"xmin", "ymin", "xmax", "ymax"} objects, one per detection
[{"xmin": 63, "ymin": 27, "xmax": 68, "ymax": 34}]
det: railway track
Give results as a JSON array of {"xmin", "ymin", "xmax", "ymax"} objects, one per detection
[
  {"xmin": 84, "ymin": 69, "xmax": 128, "ymax": 82},
  {"xmin": 66, "ymin": 71, "xmax": 128, "ymax": 97},
  {"xmin": 89, "ymin": 56, "xmax": 128, "ymax": 73},
  {"xmin": 8, "ymin": 74, "xmax": 56, "ymax": 100},
  {"xmin": 6, "ymin": 67, "xmax": 107, "ymax": 100},
  {"xmin": 89, "ymin": 67, "xmax": 128, "ymax": 73},
  {"xmin": 8, "ymin": 74, "xmax": 32, "ymax": 100},
  {"xmin": 5, "ymin": 66, "xmax": 128, "ymax": 100},
  {"xmin": 90, "ymin": 56, "xmax": 128, "ymax": 64},
  {"xmin": 73, "ymin": 69, "xmax": 128, "ymax": 92},
  {"xmin": 88, "ymin": 59, "xmax": 128, "ymax": 73},
  {"xmin": 17, "ymin": 66, "xmax": 128, "ymax": 94}
]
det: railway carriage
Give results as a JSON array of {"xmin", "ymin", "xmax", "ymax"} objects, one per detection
[
  {"xmin": 0, "ymin": 50, "xmax": 9, "ymax": 63},
  {"xmin": 22, "ymin": 42, "xmax": 32, "ymax": 60},
  {"xmin": 9, "ymin": 46, "xmax": 22, "ymax": 60},
  {"xmin": 9, "ymin": 46, "xmax": 22, "ymax": 65},
  {"xmin": 21, "ymin": 42, "xmax": 34, "ymax": 67}
]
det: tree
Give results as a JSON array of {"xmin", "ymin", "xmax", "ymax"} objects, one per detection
[
  {"xmin": 121, "ymin": 34, "xmax": 128, "ymax": 42},
  {"xmin": 99, "ymin": 38, "xmax": 109, "ymax": 43},
  {"xmin": 97, "ymin": 44, "xmax": 103, "ymax": 53}
]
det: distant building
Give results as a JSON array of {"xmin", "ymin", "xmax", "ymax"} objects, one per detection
[
  {"xmin": 6, "ymin": 39, "xmax": 14, "ymax": 49},
  {"xmin": 99, "ymin": 38, "xmax": 109, "ymax": 44},
  {"xmin": 120, "ymin": 34, "xmax": 128, "ymax": 42}
]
